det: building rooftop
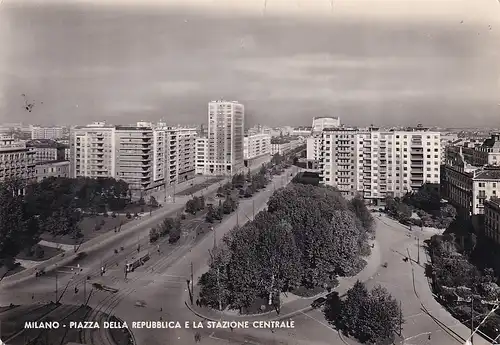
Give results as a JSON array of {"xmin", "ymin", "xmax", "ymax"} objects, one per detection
[
  {"xmin": 475, "ymin": 167, "xmax": 500, "ymax": 180},
  {"xmin": 26, "ymin": 139, "xmax": 63, "ymax": 148}
]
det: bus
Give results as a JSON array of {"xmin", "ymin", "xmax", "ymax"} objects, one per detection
[{"xmin": 125, "ymin": 250, "xmax": 150, "ymax": 273}]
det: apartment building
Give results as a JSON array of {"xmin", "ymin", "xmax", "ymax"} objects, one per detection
[
  {"xmin": 244, "ymin": 133, "xmax": 271, "ymax": 160},
  {"xmin": 0, "ymin": 137, "xmax": 36, "ymax": 183},
  {"xmin": 70, "ymin": 122, "xmax": 197, "ymax": 193},
  {"xmin": 35, "ymin": 160, "xmax": 70, "ymax": 182},
  {"xmin": 114, "ymin": 125, "xmax": 155, "ymax": 192},
  {"xmin": 312, "ymin": 117, "xmax": 340, "ymax": 132},
  {"xmin": 70, "ymin": 122, "xmax": 116, "ymax": 179},
  {"xmin": 31, "ymin": 126, "xmax": 65, "ymax": 140},
  {"xmin": 443, "ymin": 145, "xmax": 500, "ymax": 232},
  {"xmin": 206, "ymin": 100, "xmax": 244, "ymax": 176},
  {"xmin": 291, "ymin": 127, "xmax": 312, "ymax": 137},
  {"xmin": 26, "ymin": 139, "xmax": 66, "ymax": 163},
  {"xmin": 271, "ymin": 137, "xmax": 304, "ymax": 155},
  {"xmin": 484, "ymin": 198, "xmax": 500, "ymax": 244},
  {"xmin": 315, "ymin": 127, "xmax": 441, "ymax": 201},
  {"xmin": 167, "ymin": 127, "xmax": 197, "ymax": 183},
  {"xmin": 195, "ymin": 137, "xmax": 208, "ymax": 175}
]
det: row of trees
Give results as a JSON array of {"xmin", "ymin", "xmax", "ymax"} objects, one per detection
[
  {"xmin": 428, "ymin": 234, "xmax": 500, "ymax": 339},
  {"xmin": 325, "ymin": 281, "xmax": 403, "ymax": 345},
  {"xmin": 384, "ymin": 183, "xmax": 457, "ymax": 229},
  {"xmin": 198, "ymin": 183, "xmax": 375, "ymax": 313},
  {"xmin": 149, "ymin": 216, "xmax": 182, "ymax": 244},
  {"xmin": 185, "ymin": 196, "xmax": 205, "ymax": 215}
]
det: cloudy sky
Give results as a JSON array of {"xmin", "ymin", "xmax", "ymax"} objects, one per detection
[{"xmin": 0, "ymin": 0, "xmax": 499, "ymax": 127}]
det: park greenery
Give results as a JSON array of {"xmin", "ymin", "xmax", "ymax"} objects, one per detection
[
  {"xmin": 0, "ymin": 176, "xmax": 131, "ymax": 270},
  {"xmin": 427, "ymin": 234, "xmax": 500, "ymax": 339},
  {"xmin": 198, "ymin": 183, "xmax": 376, "ymax": 314},
  {"xmin": 325, "ymin": 281, "xmax": 403, "ymax": 345},
  {"xmin": 149, "ymin": 216, "xmax": 182, "ymax": 244},
  {"xmin": 384, "ymin": 183, "xmax": 456, "ymax": 230}
]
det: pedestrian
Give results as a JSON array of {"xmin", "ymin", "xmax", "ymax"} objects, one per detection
[
  {"xmin": 230, "ymin": 326, "xmax": 233, "ymax": 332},
  {"xmin": 428, "ymin": 333, "xmax": 431, "ymax": 340}
]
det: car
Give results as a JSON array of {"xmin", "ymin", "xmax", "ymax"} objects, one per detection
[{"xmin": 311, "ymin": 297, "xmax": 326, "ymax": 308}]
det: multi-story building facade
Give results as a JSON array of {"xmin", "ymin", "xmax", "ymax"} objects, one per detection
[
  {"xmin": 195, "ymin": 137, "xmax": 208, "ymax": 175},
  {"xmin": 291, "ymin": 127, "xmax": 313, "ymax": 137},
  {"xmin": 35, "ymin": 160, "xmax": 70, "ymax": 182},
  {"xmin": 70, "ymin": 122, "xmax": 116, "ymax": 179},
  {"xmin": 170, "ymin": 127, "xmax": 197, "ymax": 183},
  {"xmin": 114, "ymin": 125, "xmax": 155, "ymax": 192},
  {"xmin": 484, "ymin": 198, "xmax": 500, "ymax": 244},
  {"xmin": 30, "ymin": 126, "xmax": 65, "ymax": 140},
  {"xmin": 26, "ymin": 139, "xmax": 67, "ymax": 163},
  {"xmin": 206, "ymin": 100, "xmax": 244, "ymax": 176},
  {"xmin": 312, "ymin": 117, "xmax": 340, "ymax": 132},
  {"xmin": 0, "ymin": 137, "xmax": 36, "ymax": 183},
  {"xmin": 70, "ymin": 122, "xmax": 197, "ymax": 193},
  {"xmin": 315, "ymin": 127, "xmax": 441, "ymax": 201},
  {"xmin": 244, "ymin": 133, "xmax": 271, "ymax": 160},
  {"xmin": 443, "ymin": 144, "xmax": 500, "ymax": 232},
  {"xmin": 270, "ymin": 137, "xmax": 304, "ymax": 155}
]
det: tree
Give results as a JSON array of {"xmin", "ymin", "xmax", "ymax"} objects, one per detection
[
  {"xmin": 160, "ymin": 217, "xmax": 174, "ymax": 236},
  {"xmin": 149, "ymin": 196, "xmax": 159, "ymax": 208},
  {"xmin": 349, "ymin": 196, "xmax": 375, "ymax": 234},
  {"xmin": 216, "ymin": 187, "xmax": 225, "ymax": 197},
  {"xmin": 333, "ymin": 282, "xmax": 402, "ymax": 345},
  {"xmin": 222, "ymin": 197, "xmax": 233, "ymax": 214},
  {"xmin": 185, "ymin": 199, "xmax": 197, "ymax": 215},
  {"xmin": 149, "ymin": 227, "xmax": 159, "ymax": 243},
  {"xmin": 206, "ymin": 205, "xmax": 215, "ymax": 223},
  {"xmin": 404, "ymin": 183, "xmax": 441, "ymax": 211},
  {"xmin": 0, "ymin": 179, "xmax": 41, "ymax": 266}
]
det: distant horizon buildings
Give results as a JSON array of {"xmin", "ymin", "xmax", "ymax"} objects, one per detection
[
  {"xmin": 30, "ymin": 125, "xmax": 65, "ymax": 140},
  {"xmin": 312, "ymin": 117, "xmax": 341, "ymax": 133}
]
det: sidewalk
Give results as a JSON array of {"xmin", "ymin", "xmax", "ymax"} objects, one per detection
[
  {"xmin": 186, "ymin": 238, "xmax": 382, "ymax": 322},
  {"xmin": 0, "ymin": 175, "xmax": 226, "ymax": 287}
]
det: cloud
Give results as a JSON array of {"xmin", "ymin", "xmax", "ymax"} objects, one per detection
[{"xmin": 156, "ymin": 81, "xmax": 201, "ymax": 95}]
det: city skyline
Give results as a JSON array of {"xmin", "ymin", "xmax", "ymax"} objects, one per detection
[{"xmin": 1, "ymin": 0, "xmax": 500, "ymax": 127}]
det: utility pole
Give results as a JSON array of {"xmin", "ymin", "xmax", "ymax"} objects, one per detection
[
  {"xmin": 213, "ymin": 226, "xmax": 217, "ymax": 249},
  {"xmin": 173, "ymin": 182, "xmax": 176, "ymax": 203},
  {"xmin": 164, "ymin": 179, "xmax": 167, "ymax": 202},
  {"xmin": 236, "ymin": 209, "xmax": 239, "ymax": 227},
  {"xmin": 471, "ymin": 297, "xmax": 474, "ymax": 345},
  {"xmin": 417, "ymin": 237, "xmax": 420, "ymax": 264},
  {"xmin": 399, "ymin": 300, "xmax": 403, "ymax": 336},
  {"xmin": 252, "ymin": 199, "xmax": 255, "ymax": 220},
  {"xmin": 217, "ymin": 267, "xmax": 222, "ymax": 311},
  {"xmin": 55, "ymin": 270, "xmax": 58, "ymax": 303},
  {"xmin": 191, "ymin": 262, "xmax": 194, "ymax": 305}
]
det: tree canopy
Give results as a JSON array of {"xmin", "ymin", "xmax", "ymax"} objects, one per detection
[
  {"xmin": 198, "ymin": 183, "xmax": 373, "ymax": 312},
  {"xmin": 327, "ymin": 281, "xmax": 403, "ymax": 345}
]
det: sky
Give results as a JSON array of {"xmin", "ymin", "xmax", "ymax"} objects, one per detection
[{"xmin": 0, "ymin": 0, "xmax": 499, "ymax": 128}]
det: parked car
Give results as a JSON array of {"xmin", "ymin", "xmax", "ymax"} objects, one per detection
[{"xmin": 311, "ymin": 297, "xmax": 326, "ymax": 309}]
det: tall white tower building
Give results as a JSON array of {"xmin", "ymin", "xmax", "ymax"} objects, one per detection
[{"xmin": 206, "ymin": 100, "xmax": 244, "ymax": 176}]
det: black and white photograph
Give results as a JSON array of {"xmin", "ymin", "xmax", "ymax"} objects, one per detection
[{"xmin": 0, "ymin": 0, "xmax": 500, "ymax": 344}]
